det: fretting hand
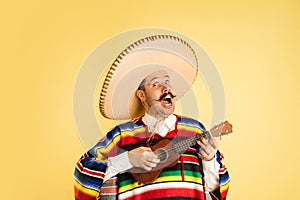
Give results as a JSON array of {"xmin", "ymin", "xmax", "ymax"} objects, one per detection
[{"xmin": 197, "ymin": 137, "xmax": 218, "ymax": 161}]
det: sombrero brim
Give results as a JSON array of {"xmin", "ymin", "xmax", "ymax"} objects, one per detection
[{"xmin": 99, "ymin": 35, "xmax": 198, "ymax": 120}]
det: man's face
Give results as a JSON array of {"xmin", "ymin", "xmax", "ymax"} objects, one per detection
[{"xmin": 137, "ymin": 70, "xmax": 177, "ymax": 118}]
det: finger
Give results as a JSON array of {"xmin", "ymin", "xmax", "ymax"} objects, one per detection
[
  {"xmin": 146, "ymin": 161, "xmax": 157, "ymax": 168},
  {"xmin": 197, "ymin": 140, "xmax": 204, "ymax": 147},
  {"xmin": 199, "ymin": 149, "xmax": 208, "ymax": 158},
  {"xmin": 143, "ymin": 165, "xmax": 152, "ymax": 171},
  {"xmin": 147, "ymin": 157, "xmax": 160, "ymax": 164},
  {"xmin": 198, "ymin": 138, "xmax": 209, "ymax": 149},
  {"xmin": 198, "ymin": 137, "xmax": 209, "ymax": 147},
  {"xmin": 200, "ymin": 138, "xmax": 216, "ymax": 151},
  {"xmin": 142, "ymin": 162, "xmax": 154, "ymax": 171},
  {"xmin": 199, "ymin": 147, "xmax": 216, "ymax": 161},
  {"xmin": 200, "ymin": 144, "xmax": 213, "ymax": 155},
  {"xmin": 208, "ymin": 138, "xmax": 218, "ymax": 149},
  {"xmin": 145, "ymin": 152, "xmax": 159, "ymax": 161},
  {"xmin": 140, "ymin": 147, "xmax": 153, "ymax": 152},
  {"xmin": 201, "ymin": 137, "xmax": 209, "ymax": 144},
  {"xmin": 142, "ymin": 150, "xmax": 155, "ymax": 158}
]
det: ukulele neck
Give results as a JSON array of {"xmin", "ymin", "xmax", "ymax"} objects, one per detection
[{"xmin": 173, "ymin": 131, "xmax": 211, "ymax": 154}]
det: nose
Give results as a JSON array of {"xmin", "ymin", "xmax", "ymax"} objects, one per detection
[{"xmin": 162, "ymin": 85, "xmax": 170, "ymax": 93}]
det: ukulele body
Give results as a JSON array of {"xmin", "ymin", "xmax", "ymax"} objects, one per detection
[
  {"xmin": 130, "ymin": 121, "xmax": 233, "ymax": 184},
  {"xmin": 130, "ymin": 139, "xmax": 179, "ymax": 184}
]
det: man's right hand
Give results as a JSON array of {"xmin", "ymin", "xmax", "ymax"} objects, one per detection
[{"xmin": 128, "ymin": 147, "xmax": 160, "ymax": 171}]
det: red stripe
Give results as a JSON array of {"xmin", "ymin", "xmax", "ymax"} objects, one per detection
[
  {"xmin": 186, "ymin": 147, "xmax": 198, "ymax": 153},
  {"xmin": 76, "ymin": 162, "xmax": 84, "ymax": 171},
  {"xmin": 101, "ymin": 187, "xmax": 118, "ymax": 194},
  {"xmin": 76, "ymin": 162, "xmax": 105, "ymax": 178},
  {"xmin": 221, "ymin": 187, "xmax": 229, "ymax": 200},
  {"xmin": 119, "ymin": 132, "xmax": 148, "ymax": 146},
  {"xmin": 132, "ymin": 118, "xmax": 140, "ymax": 123},
  {"xmin": 123, "ymin": 188, "xmax": 205, "ymax": 200},
  {"xmin": 74, "ymin": 185, "xmax": 97, "ymax": 200},
  {"xmin": 220, "ymin": 153, "xmax": 224, "ymax": 160},
  {"xmin": 83, "ymin": 152, "xmax": 89, "ymax": 158},
  {"xmin": 83, "ymin": 168, "xmax": 104, "ymax": 178},
  {"xmin": 181, "ymin": 155, "xmax": 199, "ymax": 163},
  {"xmin": 119, "ymin": 127, "xmax": 198, "ymax": 147},
  {"xmin": 177, "ymin": 128, "xmax": 199, "ymax": 138},
  {"xmin": 104, "ymin": 178, "xmax": 117, "ymax": 183},
  {"xmin": 219, "ymin": 167, "xmax": 227, "ymax": 173}
]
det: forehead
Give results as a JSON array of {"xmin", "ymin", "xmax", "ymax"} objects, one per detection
[{"xmin": 144, "ymin": 70, "xmax": 170, "ymax": 82}]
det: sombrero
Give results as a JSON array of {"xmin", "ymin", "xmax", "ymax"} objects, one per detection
[{"xmin": 99, "ymin": 35, "xmax": 198, "ymax": 120}]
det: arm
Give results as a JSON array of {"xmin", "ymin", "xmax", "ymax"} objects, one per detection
[
  {"xmin": 74, "ymin": 152, "xmax": 107, "ymax": 200},
  {"xmin": 198, "ymin": 137, "xmax": 230, "ymax": 200},
  {"xmin": 104, "ymin": 147, "xmax": 160, "ymax": 181},
  {"xmin": 209, "ymin": 151, "xmax": 230, "ymax": 200},
  {"xmin": 74, "ymin": 126, "xmax": 122, "ymax": 200},
  {"xmin": 74, "ymin": 126, "xmax": 160, "ymax": 200}
]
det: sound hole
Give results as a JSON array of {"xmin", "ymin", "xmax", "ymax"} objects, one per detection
[{"xmin": 155, "ymin": 148, "xmax": 168, "ymax": 162}]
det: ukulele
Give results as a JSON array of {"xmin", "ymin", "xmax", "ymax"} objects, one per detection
[{"xmin": 130, "ymin": 121, "xmax": 233, "ymax": 184}]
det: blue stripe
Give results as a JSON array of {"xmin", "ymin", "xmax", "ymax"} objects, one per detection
[
  {"xmin": 178, "ymin": 117, "xmax": 206, "ymax": 131},
  {"xmin": 74, "ymin": 168, "xmax": 102, "ymax": 191},
  {"xmin": 118, "ymin": 120, "xmax": 144, "ymax": 131},
  {"xmin": 220, "ymin": 172, "xmax": 230, "ymax": 185}
]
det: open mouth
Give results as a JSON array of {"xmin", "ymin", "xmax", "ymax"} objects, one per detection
[
  {"xmin": 161, "ymin": 94, "xmax": 173, "ymax": 107},
  {"xmin": 156, "ymin": 92, "xmax": 176, "ymax": 108}
]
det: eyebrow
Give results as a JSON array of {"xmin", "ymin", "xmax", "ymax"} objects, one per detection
[{"xmin": 149, "ymin": 75, "xmax": 170, "ymax": 82}]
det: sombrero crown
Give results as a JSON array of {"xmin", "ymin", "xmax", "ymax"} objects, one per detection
[{"xmin": 99, "ymin": 35, "xmax": 198, "ymax": 120}]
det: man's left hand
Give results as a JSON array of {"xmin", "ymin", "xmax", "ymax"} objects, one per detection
[{"xmin": 197, "ymin": 137, "xmax": 218, "ymax": 161}]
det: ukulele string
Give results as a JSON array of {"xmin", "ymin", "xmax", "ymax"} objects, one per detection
[
  {"xmin": 149, "ymin": 121, "xmax": 229, "ymax": 159},
  {"xmin": 154, "ymin": 136, "xmax": 199, "ymax": 158},
  {"xmin": 155, "ymin": 122, "xmax": 228, "ymax": 157},
  {"xmin": 146, "ymin": 119, "xmax": 211, "ymax": 159},
  {"xmin": 153, "ymin": 131, "xmax": 209, "ymax": 158}
]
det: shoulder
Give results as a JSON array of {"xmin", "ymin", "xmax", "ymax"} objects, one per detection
[
  {"xmin": 100, "ymin": 118, "xmax": 144, "ymax": 145},
  {"xmin": 108, "ymin": 118, "xmax": 144, "ymax": 134},
  {"xmin": 176, "ymin": 115, "xmax": 206, "ymax": 131}
]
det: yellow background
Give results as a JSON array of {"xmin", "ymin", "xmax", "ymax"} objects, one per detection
[{"xmin": 1, "ymin": 0, "xmax": 299, "ymax": 199}]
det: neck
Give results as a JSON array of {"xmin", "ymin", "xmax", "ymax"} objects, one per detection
[{"xmin": 146, "ymin": 111, "xmax": 170, "ymax": 121}]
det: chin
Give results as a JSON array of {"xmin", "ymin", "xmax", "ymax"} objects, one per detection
[
  {"xmin": 148, "ymin": 105, "xmax": 172, "ymax": 118},
  {"xmin": 161, "ymin": 107, "xmax": 175, "ymax": 117}
]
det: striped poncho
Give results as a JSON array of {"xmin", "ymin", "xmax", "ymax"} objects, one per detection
[{"xmin": 74, "ymin": 116, "xmax": 230, "ymax": 200}]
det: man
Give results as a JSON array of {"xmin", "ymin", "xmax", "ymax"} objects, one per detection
[{"xmin": 74, "ymin": 35, "xmax": 230, "ymax": 200}]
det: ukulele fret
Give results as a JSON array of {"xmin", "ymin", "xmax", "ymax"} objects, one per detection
[{"xmin": 173, "ymin": 131, "xmax": 211, "ymax": 154}]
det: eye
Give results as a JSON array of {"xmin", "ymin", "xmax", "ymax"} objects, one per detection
[
  {"xmin": 153, "ymin": 82, "xmax": 159, "ymax": 87},
  {"xmin": 165, "ymin": 80, "xmax": 170, "ymax": 85}
]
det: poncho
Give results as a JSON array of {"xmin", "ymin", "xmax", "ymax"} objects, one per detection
[{"xmin": 74, "ymin": 116, "xmax": 230, "ymax": 200}]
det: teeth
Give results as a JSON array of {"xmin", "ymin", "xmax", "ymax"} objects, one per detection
[
  {"xmin": 161, "ymin": 94, "xmax": 173, "ymax": 107},
  {"xmin": 162, "ymin": 99, "xmax": 172, "ymax": 107}
]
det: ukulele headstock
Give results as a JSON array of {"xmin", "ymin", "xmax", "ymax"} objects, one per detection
[{"xmin": 209, "ymin": 121, "xmax": 233, "ymax": 138}]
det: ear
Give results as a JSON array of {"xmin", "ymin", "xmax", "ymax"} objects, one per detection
[{"xmin": 136, "ymin": 90, "xmax": 146, "ymax": 101}]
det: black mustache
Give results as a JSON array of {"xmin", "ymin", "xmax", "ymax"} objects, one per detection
[{"xmin": 158, "ymin": 92, "xmax": 176, "ymax": 101}]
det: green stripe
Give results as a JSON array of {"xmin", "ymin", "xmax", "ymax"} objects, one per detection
[
  {"xmin": 160, "ymin": 169, "xmax": 202, "ymax": 178},
  {"xmin": 118, "ymin": 169, "xmax": 202, "ymax": 188},
  {"xmin": 118, "ymin": 176, "xmax": 136, "ymax": 187}
]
